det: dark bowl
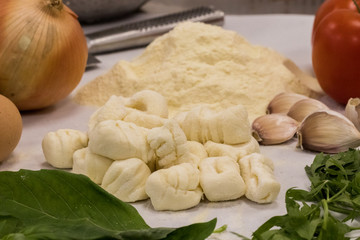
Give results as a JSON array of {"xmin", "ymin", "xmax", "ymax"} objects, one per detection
[{"xmin": 65, "ymin": 0, "xmax": 149, "ymax": 23}]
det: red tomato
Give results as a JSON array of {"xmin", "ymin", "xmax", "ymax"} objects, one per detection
[
  {"xmin": 312, "ymin": 0, "xmax": 356, "ymax": 44},
  {"xmin": 312, "ymin": 0, "xmax": 360, "ymax": 104}
]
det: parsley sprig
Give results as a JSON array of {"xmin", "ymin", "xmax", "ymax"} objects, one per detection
[{"xmin": 238, "ymin": 149, "xmax": 360, "ymax": 240}]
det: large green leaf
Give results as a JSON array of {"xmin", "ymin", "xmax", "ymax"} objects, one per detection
[{"xmin": 0, "ymin": 170, "xmax": 216, "ymax": 240}]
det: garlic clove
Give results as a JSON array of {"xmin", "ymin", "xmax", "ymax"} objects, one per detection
[
  {"xmin": 266, "ymin": 92, "xmax": 308, "ymax": 114},
  {"xmin": 252, "ymin": 113, "xmax": 299, "ymax": 145},
  {"xmin": 297, "ymin": 110, "xmax": 360, "ymax": 153},
  {"xmin": 287, "ymin": 98, "xmax": 329, "ymax": 122},
  {"xmin": 345, "ymin": 98, "xmax": 360, "ymax": 131}
]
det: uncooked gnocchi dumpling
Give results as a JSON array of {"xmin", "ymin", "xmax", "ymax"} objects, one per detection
[
  {"xmin": 204, "ymin": 137, "xmax": 260, "ymax": 162},
  {"xmin": 126, "ymin": 90, "xmax": 168, "ymax": 118},
  {"xmin": 88, "ymin": 96, "xmax": 127, "ymax": 130},
  {"xmin": 88, "ymin": 120, "xmax": 153, "ymax": 163},
  {"xmin": 102, "ymin": 158, "xmax": 151, "ymax": 202},
  {"xmin": 187, "ymin": 141, "xmax": 208, "ymax": 160},
  {"xmin": 199, "ymin": 156, "xmax": 246, "ymax": 201},
  {"xmin": 145, "ymin": 163, "xmax": 203, "ymax": 211},
  {"xmin": 239, "ymin": 153, "xmax": 280, "ymax": 203},
  {"xmin": 147, "ymin": 120, "xmax": 192, "ymax": 169},
  {"xmin": 88, "ymin": 95, "xmax": 166, "ymax": 130},
  {"xmin": 72, "ymin": 147, "xmax": 113, "ymax": 184},
  {"xmin": 175, "ymin": 105, "xmax": 251, "ymax": 144},
  {"xmin": 123, "ymin": 109, "xmax": 166, "ymax": 129},
  {"xmin": 42, "ymin": 129, "xmax": 88, "ymax": 168},
  {"xmin": 186, "ymin": 141, "xmax": 208, "ymax": 167}
]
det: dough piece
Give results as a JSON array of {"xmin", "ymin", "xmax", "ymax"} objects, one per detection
[
  {"xmin": 122, "ymin": 109, "xmax": 166, "ymax": 129},
  {"xmin": 88, "ymin": 120, "xmax": 153, "ymax": 163},
  {"xmin": 145, "ymin": 163, "xmax": 202, "ymax": 211},
  {"xmin": 239, "ymin": 153, "xmax": 280, "ymax": 203},
  {"xmin": 187, "ymin": 141, "xmax": 208, "ymax": 160},
  {"xmin": 204, "ymin": 137, "xmax": 260, "ymax": 162},
  {"xmin": 175, "ymin": 105, "xmax": 251, "ymax": 144},
  {"xmin": 102, "ymin": 158, "xmax": 151, "ymax": 202},
  {"xmin": 88, "ymin": 95, "xmax": 165, "ymax": 130},
  {"xmin": 186, "ymin": 141, "xmax": 208, "ymax": 167},
  {"xmin": 42, "ymin": 129, "xmax": 88, "ymax": 168},
  {"xmin": 88, "ymin": 95, "xmax": 127, "ymax": 130},
  {"xmin": 199, "ymin": 156, "xmax": 246, "ymax": 201},
  {"xmin": 72, "ymin": 147, "xmax": 113, "ymax": 184},
  {"xmin": 147, "ymin": 119, "xmax": 191, "ymax": 169},
  {"xmin": 126, "ymin": 90, "xmax": 168, "ymax": 118}
]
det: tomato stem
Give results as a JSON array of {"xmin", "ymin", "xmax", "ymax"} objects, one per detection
[{"xmin": 353, "ymin": 0, "xmax": 360, "ymax": 13}]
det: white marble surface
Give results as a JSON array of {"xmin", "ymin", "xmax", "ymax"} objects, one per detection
[{"xmin": 0, "ymin": 14, "xmax": 342, "ymax": 239}]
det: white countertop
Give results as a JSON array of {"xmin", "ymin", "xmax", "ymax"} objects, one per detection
[{"xmin": 0, "ymin": 14, "xmax": 343, "ymax": 239}]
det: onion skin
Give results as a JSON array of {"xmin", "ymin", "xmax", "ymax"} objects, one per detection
[{"xmin": 0, "ymin": 0, "xmax": 88, "ymax": 110}]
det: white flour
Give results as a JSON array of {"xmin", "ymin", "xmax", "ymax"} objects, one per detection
[{"xmin": 74, "ymin": 22, "xmax": 313, "ymax": 121}]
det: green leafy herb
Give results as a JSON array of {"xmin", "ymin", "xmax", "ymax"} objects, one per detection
[
  {"xmin": 236, "ymin": 149, "xmax": 360, "ymax": 240},
  {"xmin": 0, "ymin": 169, "xmax": 216, "ymax": 240}
]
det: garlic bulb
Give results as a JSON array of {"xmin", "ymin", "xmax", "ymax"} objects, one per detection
[
  {"xmin": 345, "ymin": 98, "xmax": 360, "ymax": 131},
  {"xmin": 297, "ymin": 110, "xmax": 360, "ymax": 153},
  {"xmin": 266, "ymin": 92, "xmax": 308, "ymax": 114},
  {"xmin": 0, "ymin": 0, "xmax": 88, "ymax": 110},
  {"xmin": 287, "ymin": 98, "xmax": 329, "ymax": 122},
  {"xmin": 252, "ymin": 114, "xmax": 299, "ymax": 145}
]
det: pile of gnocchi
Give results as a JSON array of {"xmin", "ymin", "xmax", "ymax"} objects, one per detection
[{"xmin": 42, "ymin": 90, "xmax": 280, "ymax": 211}]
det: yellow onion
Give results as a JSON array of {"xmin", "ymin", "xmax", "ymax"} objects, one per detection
[{"xmin": 0, "ymin": 0, "xmax": 87, "ymax": 110}]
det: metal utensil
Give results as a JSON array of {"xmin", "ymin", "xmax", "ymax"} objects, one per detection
[
  {"xmin": 86, "ymin": 6, "xmax": 224, "ymax": 67},
  {"xmin": 86, "ymin": 54, "xmax": 101, "ymax": 69},
  {"xmin": 65, "ymin": 0, "xmax": 149, "ymax": 23}
]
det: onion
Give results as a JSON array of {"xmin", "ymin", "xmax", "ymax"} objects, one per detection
[{"xmin": 0, "ymin": 0, "xmax": 88, "ymax": 110}]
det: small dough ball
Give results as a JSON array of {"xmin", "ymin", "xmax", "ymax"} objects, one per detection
[
  {"xmin": 0, "ymin": 94, "xmax": 22, "ymax": 162},
  {"xmin": 72, "ymin": 148, "xmax": 113, "ymax": 184},
  {"xmin": 239, "ymin": 153, "xmax": 280, "ymax": 203},
  {"xmin": 42, "ymin": 129, "xmax": 88, "ymax": 168},
  {"xmin": 145, "ymin": 163, "xmax": 203, "ymax": 211},
  {"xmin": 199, "ymin": 156, "xmax": 246, "ymax": 201},
  {"xmin": 102, "ymin": 158, "xmax": 151, "ymax": 202}
]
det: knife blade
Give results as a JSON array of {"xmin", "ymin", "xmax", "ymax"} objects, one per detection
[{"xmin": 86, "ymin": 6, "xmax": 224, "ymax": 67}]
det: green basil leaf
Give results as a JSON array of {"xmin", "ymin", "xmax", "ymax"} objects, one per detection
[
  {"xmin": 0, "ymin": 216, "xmax": 22, "ymax": 238},
  {"xmin": 163, "ymin": 219, "xmax": 217, "ymax": 240},
  {"xmin": 0, "ymin": 169, "xmax": 149, "ymax": 230},
  {"xmin": 0, "ymin": 169, "xmax": 216, "ymax": 240}
]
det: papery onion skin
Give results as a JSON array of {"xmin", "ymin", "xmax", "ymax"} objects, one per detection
[{"xmin": 0, "ymin": 0, "xmax": 88, "ymax": 110}]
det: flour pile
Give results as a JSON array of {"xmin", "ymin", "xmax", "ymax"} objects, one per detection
[{"xmin": 74, "ymin": 22, "xmax": 313, "ymax": 121}]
